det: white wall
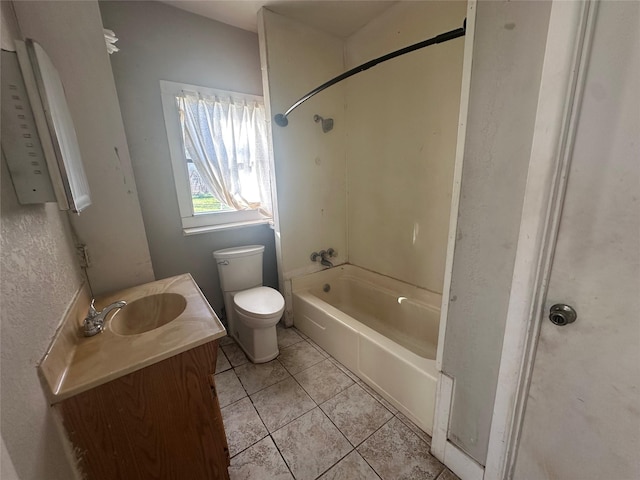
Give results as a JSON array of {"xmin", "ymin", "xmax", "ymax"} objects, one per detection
[
  {"xmin": 1, "ymin": 151, "xmax": 81, "ymax": 479},
  {"xmin": 514, "ymin": 1, "xmax": 640, "ymax": 477},
  {"xmin": 345, "ymin": 1, "xmax": 465, "ymax": 292},
  {"xmin": 99, "ymin": 1, "xmax": 277, "ymax": 313},
  {"xmin": 441, "ymin": 0, "xmax": 551, "ymax": 465},
  {"xmin": 1, "ymin": 436, "xmax": 20, "ymax": 480},
  {"xmin": 1, "ymin": 5, "xmax": 80, "ymax": 479},
  {"xmin": 12, "ymin": 0, "xmax": 155, "ymax": 296},
  {"xmin": 260, "ymin": 9, "xmax": 348, "ymax": 317}
]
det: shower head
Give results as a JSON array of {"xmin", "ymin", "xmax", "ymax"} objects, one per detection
[
  {"xmin": 274, "ymin": 113, "xmax": 288, "ymax": 127},
  {"xmin": 314, "ymin": 114, "xmax": 334, "ymax": 133}
]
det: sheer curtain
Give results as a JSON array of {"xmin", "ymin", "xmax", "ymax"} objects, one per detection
[{"xmin": 178, "ymin": 91, "xmax": 272, "ymax": 216}]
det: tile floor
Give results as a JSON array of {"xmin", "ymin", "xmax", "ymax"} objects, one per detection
[{"xmin": 215, "ymin": 324, "xmax": 459, "ymax": 480}]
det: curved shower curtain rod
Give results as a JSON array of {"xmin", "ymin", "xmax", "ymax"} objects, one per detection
[{"xmin": 274, "ymin": 18, "xmax": 466, "ymax": 127}]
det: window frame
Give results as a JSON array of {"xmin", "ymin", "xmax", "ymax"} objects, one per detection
[{"xmin": 160, "ymin": 80, "xmax": 271, "ymax": 233}]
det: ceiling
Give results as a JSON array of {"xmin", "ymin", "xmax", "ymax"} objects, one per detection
[{"xmin": 159, "ymin": 1, "xmax": 397, "ymax": 38}]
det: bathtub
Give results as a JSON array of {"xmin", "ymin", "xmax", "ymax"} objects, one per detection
[{"xmin": 291, "ymin": 264, "xmax": 441, "ymax": 434}]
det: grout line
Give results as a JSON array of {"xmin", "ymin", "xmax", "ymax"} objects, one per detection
[
  {"xmin": 268, "ymin": 432, "xmax": 297, "ymax": 479},
  {"xmin": 250, "ymin": 377, "xmax": 316, "ymax": 435},
  {"xmin": 220, "ymin": 336, "xmax": 435, "ymax": 479},
  {"xmin": 278, "ymin": 338, "xmax": 326, "ymax": 376},
  {"xmin": 351, "ymin": 416, "xmax": 394, "ymax": 479},
  {"xmin": 233, "ymin": 358, "xmax": 292, "ymax": 396},
  {"xmin": 355, "ymin": 381, "xmax": 395, "ymax": 416},
  {"xmin": 394, "ymin": 411, "xmax": 432, "ymax": 447},
  {"xmin": 292, "ymin": 360, "xmax": 354, "ymax": 405},
  {"xmin": 356, "ymin": 380, "xmax": 398, "ymax": 415},
  {"xmin": 219, "ymin": 391, "xmax": 268, "ymax": 461},
  {"xmin": 226, "ymin": 430, "xmax": 270, "ymax": 461},
  {"xmin": 354, "ymin": 414, "xmax": 394, "ymax": 450},
  {"xmin": 313, "ymin": 447, "xmax": 355, "ymax": 480}
]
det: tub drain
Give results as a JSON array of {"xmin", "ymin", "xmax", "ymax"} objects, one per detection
[{"xmin": 323, "ymin": 284, "xmax": 331, "ymax": 293}]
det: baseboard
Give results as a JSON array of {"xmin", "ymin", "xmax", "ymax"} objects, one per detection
[
  {"xmin": 431, "ymin": 372, "xmax": 453, "ymax": 460},
  {"xmin": 444, "ymin": 441, "xmax": 485, "ymax": 480},
  {"xmin": 432, "ymin": 372, "xmax": 485, "ymax": 480}
]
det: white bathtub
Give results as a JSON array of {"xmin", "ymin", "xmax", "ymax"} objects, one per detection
[{"xmin": 291, "ymin": 264, "xmax": 441, "ymax": 434}]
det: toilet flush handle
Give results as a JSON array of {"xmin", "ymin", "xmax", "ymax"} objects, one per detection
[{"xmin": 217, "ymin": 260, "xmax": 229, "ymax": 265}]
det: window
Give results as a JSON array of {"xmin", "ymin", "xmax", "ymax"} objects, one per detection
[{"xmin": 160, "ymin": 80, "xmax": 273, "ymax": 234}]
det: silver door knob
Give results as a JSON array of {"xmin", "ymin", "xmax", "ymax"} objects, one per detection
[{"xmin": 549, "ymin": 304, "xmax": 577, "ymax": 326}]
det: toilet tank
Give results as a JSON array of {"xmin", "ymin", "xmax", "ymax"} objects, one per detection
[{"xmin": 213, "ymin": 245, "xmax": 265, "ymax": 292}]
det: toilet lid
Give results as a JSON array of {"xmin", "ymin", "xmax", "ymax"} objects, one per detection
[{"xmin": 234, "ymin": 287, "xmax": 285, "ymax": 319}]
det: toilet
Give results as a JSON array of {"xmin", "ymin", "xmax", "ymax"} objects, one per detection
[{"xmin": 213, "ymin": 245, "xmax": 284, "ymax": 363}]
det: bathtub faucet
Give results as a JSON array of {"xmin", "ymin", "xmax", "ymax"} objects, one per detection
[{"xmin": 311, "ymin": 248, "xmax": 336, "ymax": 268}]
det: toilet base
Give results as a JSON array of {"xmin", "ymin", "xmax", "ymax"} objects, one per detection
[{"xmin": 235, "ymin": 320, "xmax": 279, "ymax": 363}]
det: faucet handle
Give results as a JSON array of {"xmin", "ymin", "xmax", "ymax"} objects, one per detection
[
  {"xmin": 87, "ymin": 299, "xmax": 98, "ymax": 318},
  {"xmin": 326, "ymin": 248, "xmax": 336, "ymax": 257}
]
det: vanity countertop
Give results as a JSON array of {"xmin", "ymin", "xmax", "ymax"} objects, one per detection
[{"xmin": 39, "ymin": 273, "xmax": 226, "ymax": 403}]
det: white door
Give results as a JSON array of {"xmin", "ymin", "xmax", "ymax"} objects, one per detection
[{"xmin": 513, "ymin": 2, "xmax": 639, "ymax": 479}]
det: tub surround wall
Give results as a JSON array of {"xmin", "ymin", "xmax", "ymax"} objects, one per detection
[
  {"xmin": 442, "ymin": 0, "xmax": 552, "ymax": 465},
  {"xmin": 259, "ymin": 9, "xmax": 348, "ymax": 323},
  {"xmin": 262, "ymin": 2, "xmax": 465, "ymax": 306},
  {"xmin": 345, "ymin": 1, "xmax": 465, "ymax": 293},
  {"xmin": 12, "ymin": 0, "xmax": 155, "ymax": 295},
  {"xmin": 260, "ymin": 9, "xmax": 349, "ymax": 277},
  {"xmin": 99, "ymin": 1, "xmax": 278, "ymax": 312}
]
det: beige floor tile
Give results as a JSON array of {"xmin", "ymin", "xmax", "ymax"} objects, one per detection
[
  {"xmin": 294, "ymin": 359, "xmax": 354, "ymax": 404},
  {"xmin": 216, "ymin": 348, "xmax": 232, "ymax": 373},
  {"xmin": 215, "ymin": 369, "xmax": 246, "ymax": 408},
  {"xmin": 327, "ymin": 357, "xmax": 361, "ymax": 382},
  {"xmin": 219, "ymin": 335, "xmax": 235, "ymax": 346},
  {"xmin": 305, "ymin": 337, "xmax": 330, "ymax": 358},
  {"xmin": 250, "ymin": 377, "xmax": 315, "ymax": 432},
  {"xmin": 321, "ymin": 383, "xmax": 393, "ymax": 446},
  {"xmin": 278, "ymin": 341, "xmax": 325, "ymax": 374},
  {"xmin": 396, "ymin": 412, "xmax": 432, "ymax": 446},
  {"xmin": 234, "ymin": 359, "xmax": 291, "ymax": 395},
  {"xmin": 358, "ymin": 417, "xmax": 444, "ymax": 480},
  {"xmin": 292, "ymin": 326, "xmax": 309, "ymax": 339},
  {"xmin": 228, "ymin": 436, "xmax": 293, "ymax": 480},
  {"xmin": 276, "ymin": 323, "xmax": 304, "ymax": 349},
  {"xmin": 221, "ymin": 397, "xmax": 268, "ymax": 457},
  {"xmin": 358, "ymin": 380, "xmax": 399, "ymax": 414},
  {"xmin": 318, "ymin": 451, "xmax": 380, "ymax": 480},
  {"xmin": 272, "ymin": 408, "xmax": 352, "ymax": 480},
  {"xmin": 222, "ymin": 342, "xmax": 249, "ymax": 367},
  {"xmin": 437, "ymin": 468, "xmax": 461, "ymax": 480}
]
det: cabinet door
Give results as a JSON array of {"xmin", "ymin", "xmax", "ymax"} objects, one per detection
[
  {"xmin": 210, "ymin": 373, "xmax": 231, "ymax": 466},
  {"xmin": 59, "ymin": 341, "xmax": 230, "ymax": 479}
]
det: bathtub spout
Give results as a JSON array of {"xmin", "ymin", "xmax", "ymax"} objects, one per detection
[
  {"xmin": 320, "ymin": 250, "xmax": 334, "ymax": 267},
  {"xmin": 311, "ymin": 248, "xmax": 336, "ymax": 267}
]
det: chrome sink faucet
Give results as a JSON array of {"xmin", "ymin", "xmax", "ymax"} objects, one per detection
[{"xmin": 82, "ymin": 299, "xmax": 127, "ymax": 337}]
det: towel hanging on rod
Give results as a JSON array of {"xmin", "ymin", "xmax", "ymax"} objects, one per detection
[{"xmin": 274, "ymin": 18, "xmax": 466, "ymax": 127}]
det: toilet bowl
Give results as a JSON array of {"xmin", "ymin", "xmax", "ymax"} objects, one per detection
[{"xmin": 213, "ymin": 245, "xmax": 284, "ymax": 363}]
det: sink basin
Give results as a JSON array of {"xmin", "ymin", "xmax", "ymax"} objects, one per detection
[
  {"xmin": 110, "ymin": 293, "xmax": 187, "ymax": 335},
  {"xmin": 39, "ymin": 273, "xmax": 227, "ymax": 403}
]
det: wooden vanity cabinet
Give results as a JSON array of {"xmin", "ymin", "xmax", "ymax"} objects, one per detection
[{"xmin": 56, "ymin": 340, "xmax": 230, "ymax": 479}]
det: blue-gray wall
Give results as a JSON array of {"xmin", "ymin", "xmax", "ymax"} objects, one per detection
[{"xmin": 99, "ymin": 1, "xmax": 278, "ymax": 314}]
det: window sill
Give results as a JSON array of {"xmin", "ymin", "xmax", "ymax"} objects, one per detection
[{"xmin": 182, "ymin": 219, "xmax": 272, "ymax": 236}]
